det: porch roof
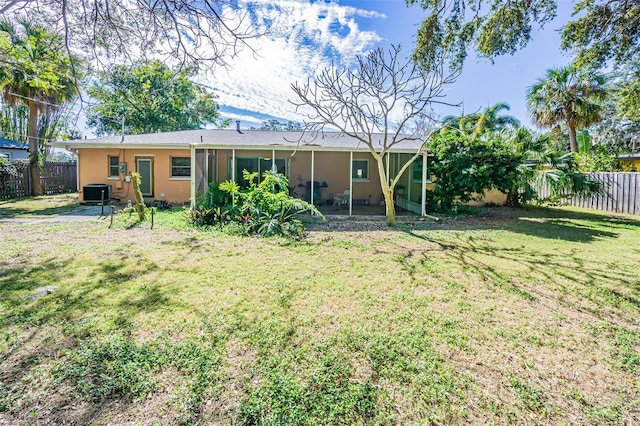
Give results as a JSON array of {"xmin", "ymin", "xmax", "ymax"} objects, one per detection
[{"xmin": 52, "ymin": 129, "xmax": 427, "ymax": 153}]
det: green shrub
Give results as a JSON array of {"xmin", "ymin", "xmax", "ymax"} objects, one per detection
[{"xmin": 190, "ymin": 171, "xmax": 324, "ymax": 237}]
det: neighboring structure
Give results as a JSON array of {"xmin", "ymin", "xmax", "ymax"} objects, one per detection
[
  {"xmin": 618, "ymin": 153, "xmax": 640, "ymax": 171},
  {"xmin": 52, "ymin": 128, "xmax": 436, "ymax": 215},
  {"xmin": 0, "ymin": 136, "xmax": 28, "ymax": 160}
]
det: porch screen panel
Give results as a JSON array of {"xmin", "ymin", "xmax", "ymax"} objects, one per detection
[
  {"xmin": 234, "ymin": 157, "xmax": 258, "ymax": 186},
  {"xmin": 195, "ymin": 149, "xmax": 206, "ymax": 193},
  {"xmin": 259, "ymin": 158, "xmax": 288, "ymax": 176}
]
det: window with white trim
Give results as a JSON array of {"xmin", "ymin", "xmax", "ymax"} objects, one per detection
[
  {"xmin": 170, "ymin": 157, "xmax": 191, "ymax": 178},
  {"xmin": 352, "ymin": 159, "xmax": 369, "ymax": 181},
  {"xmin": 108, "ymin": 156, "xmax": 119, "ymax": 178}
]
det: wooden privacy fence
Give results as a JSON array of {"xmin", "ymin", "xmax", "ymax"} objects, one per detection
[
  {"xmin": 0, "ymin": 161, "xmax": 77, "ymax": 200},
  {"xmin": 538, "ymin": 172, "xmax": 640, "ymax": 215}
]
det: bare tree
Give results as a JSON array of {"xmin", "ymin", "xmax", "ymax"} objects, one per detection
[
  {"xmin": 291, "ymin": 45, "xmax": 458, "ymax": 226},
  {"xmin": 0, "ymin": 0, "xmax": 258, "ymax": 70}
]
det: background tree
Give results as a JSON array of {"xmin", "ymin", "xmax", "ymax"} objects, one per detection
[
  {"xmin": 590, "ymin": 70, "xmax": 640, "ymax": 153},
  {"xmin": 253, "ymin": 119, "xmax": 303, "ymax": 132},
  {"xmin": 428, "ymin": 127, "xmax": 524, "ymax": 210},
  {"xmin": 0, "ymin": 19, "xmax": 80, "ymax": 195},
  {"xmin": 442, "ymin": 102, "xmax": 519, "ymax": 137},
  {"xmin": 526, "ymin": 65, "xmax": 606, "ymax": 153},
  {"xmin": 0, "ymin": 0, "xmax": 256, "ymax": 71},
  {"xmin": 0, "ymin": 98, "xmax": 79, "ymax": 154},
  {"xmin": 407, "ymin": 0, "xmax": 639, "ymax": 72},
  {"xmin": 87, "ymin": 60, "xmax": 230, "ymax": 136},
  {"xmin": 291, "ymin": 45, "xmax": 458, "ymax": 226}
]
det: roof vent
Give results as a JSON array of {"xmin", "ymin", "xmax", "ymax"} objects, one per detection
[{"xmin": 236, "ymin": 120, "xmax": 244, "ymax": 134}]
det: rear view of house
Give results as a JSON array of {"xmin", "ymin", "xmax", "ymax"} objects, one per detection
[{"xmin": 53, "ymin": 129, "xmax": 434, "ymax": 216}]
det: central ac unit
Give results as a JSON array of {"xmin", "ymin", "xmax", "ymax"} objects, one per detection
[{"xmin": 83, "ymin": 183, "xmax": 112, "ymax": 203}]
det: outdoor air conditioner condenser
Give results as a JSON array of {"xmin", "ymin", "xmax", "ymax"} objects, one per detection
[{"xmin": 83, "ymin": 184, "xmax": 112, "ymax": 203}]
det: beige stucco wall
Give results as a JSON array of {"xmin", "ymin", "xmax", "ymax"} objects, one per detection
[
  {"xmin": 77, "ymin": 148, "xmax": 191, "ymax": 203},
  {"xmin": 467, "ymin": 189, "xmax": 508, "ymax": 206},
  {"xmin": 620, "ymin": 158, "xmax": 640, "ymax": 171}
]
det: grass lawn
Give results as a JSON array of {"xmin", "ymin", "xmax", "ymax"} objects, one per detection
[{"xmin": 1, "ymin": 195, "xmax": 639, "ymax": 425}]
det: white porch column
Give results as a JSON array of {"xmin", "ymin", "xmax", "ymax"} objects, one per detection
[
  {"xmin": 231, "ymin": 148, "xmax": 236, "ymax": 206},
  {"xmin": 311, "ymin": 150, "xmax": 315, "ymax": 207},
  {"xmin": 190, "ymin": 145, "xmax": 196, "ymax": 209},
  {"xmin": 272, "ymin": 149, "xmax": 276, "ymax": 172},
  {"xmin": 421, "ymin": 154, "xmax": 427, "ymax": 216},
  {"xmin": 349, "ymin": 151, "xmax": 353, "ymax": 216}
]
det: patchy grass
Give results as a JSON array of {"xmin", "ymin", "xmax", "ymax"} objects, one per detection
[
  {"xmin": 0, "ymin": 195, "xmax": 639, "ymax": 424},
  {"xmin": 0, "ymin": 193, "xmax": 81, "ymax": 217}
]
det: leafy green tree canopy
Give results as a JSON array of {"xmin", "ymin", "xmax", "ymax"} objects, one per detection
[
  {"xmin": 428, "ymin": 128, "xmax": 523, "ymax": 210},
  {"xmin": 0, "ymin": 18, "xmax": 81, "ymax": 195},
  {"xmin": 408, "ymin": 0, "xmax": 639, "ymax": 71},
  {"xmin": 87, "ymin": 60, "xmax": 230, "ymax": 136},
  {"xmin": 253, "ymin": 119, "xmax": 302, "ymax": 131}
]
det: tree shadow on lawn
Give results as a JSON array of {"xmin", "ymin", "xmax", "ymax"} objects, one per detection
[
  {"xmin": 394, "ymin": 206, "xmax": 639, "ymax": 243},
  {"xmin": 0, "ymin": 196, "xmax": 81, "ymax": 218},
  {"xmin": 309, "ymin": 206, "xmax": 640, "ymax": 243},
  {"xmin": 406, "ymin": 228, "xmax": 640, "ymax": 311},
  {"xmin": 495, "ymin": 206, "xmax": 639, "ymax": 242},
  {"xmin": 0, "ymin": 253, "xmax": 184, "ymax": 423}
]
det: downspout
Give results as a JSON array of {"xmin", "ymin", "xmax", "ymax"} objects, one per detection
[
  {"xmin": 232, "ymin": 148, "xmax": 236, "ymax": 206},
  {"xmin": 349, "ymin": 151, "xmax": 353, "ymax": 216},
  {"xmin": 190, "ymin": 145, "xmax": 196, "ymax": 209},
  {"xmin": 421, "ymin": 153, "xmax": 427, "ymax": 216},
  {"xmin": 311, "ymin": 150, "xmax": 315, "ymax": 208}
]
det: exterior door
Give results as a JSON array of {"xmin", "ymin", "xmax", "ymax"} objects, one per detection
[{"xmin": 136, "ymin": 157, "xmax": 153, "ymax": 197}]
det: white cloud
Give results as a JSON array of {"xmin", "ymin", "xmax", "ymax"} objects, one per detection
[{"xmin": 201, "ymin": 0, "xmax": 385, "ymax": 124}]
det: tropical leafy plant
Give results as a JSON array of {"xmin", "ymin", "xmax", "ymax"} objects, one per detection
[
  {"xmin": 504, "ymin": 129, "xmax": 603, "ymax": 205},
  {"xmin": 220, "ymin": 170, "xmax": 324, "ymax": 237}
]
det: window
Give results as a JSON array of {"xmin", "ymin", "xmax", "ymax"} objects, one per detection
[
  {"xmin": 108, "ymin": 156, "xmax": 119, "ymax": 178},
  {"xmin": 170, "ymin": 157, "xmax": 191, "ymax": 178},
  {"xmin": 352, "ymin": 159, "xmax": 369, "ymax": 181}
]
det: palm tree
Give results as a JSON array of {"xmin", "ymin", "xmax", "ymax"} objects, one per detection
[
  {"xmin": 442, "ymin": 102, "xmax": 520, "ymax": 137},
  {"xmin": 526, "ymin": 65, "xmax": 606, "ymax": 153},
  {"xmin": 0, "ymin": 19, "xmax": 80, "ymax": 195}
]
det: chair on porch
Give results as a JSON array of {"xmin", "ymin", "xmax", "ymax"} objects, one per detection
[{"xmin": 333, "ymin": 189, "xmax": 350, "ymax": 210}]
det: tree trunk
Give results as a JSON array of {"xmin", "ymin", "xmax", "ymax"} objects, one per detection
[
  {"xmin": 376, "ymin": 156, "xmax": 395, "ymax": 226},
  {"xmin": 568, "ymin": 125, "xmax": 578, "ymax": 153},
  {"xmin": 384, "ymin": 189, "xmax": 395, "ymax": 226},
  {"xmin": 28, "ymin": 101, "xmax": 42, "ymax": 196}
]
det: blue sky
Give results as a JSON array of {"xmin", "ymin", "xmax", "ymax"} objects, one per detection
[{"xmin": 208, "ymin": 0, "xmax": 577, "ymax": 131}]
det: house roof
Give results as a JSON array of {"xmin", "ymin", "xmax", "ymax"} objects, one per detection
[
  {"xmin": 51, "ymin": 129, "xmax": 428, "ymax": 153},
  {"xmin": 0, "ymin": 136, "xmax": 28, "ymax": 150}
]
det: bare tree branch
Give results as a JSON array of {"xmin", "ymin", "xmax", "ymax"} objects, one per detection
[
  {"xmin": 291, "ymin": 45, "xmax": 459, "ymax": 226},
  {"xmin": 1, "ymin": 0, "xmax": 260, "ymax": 70}
]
